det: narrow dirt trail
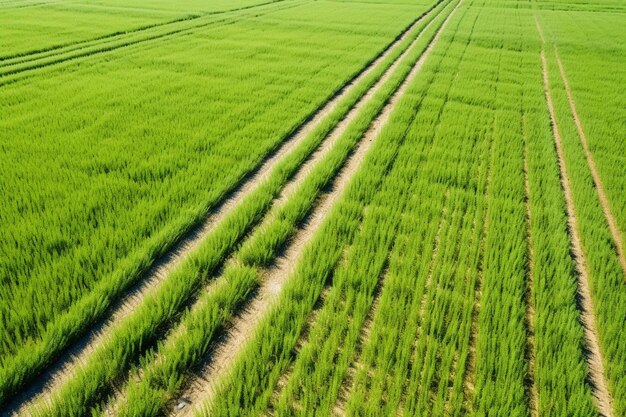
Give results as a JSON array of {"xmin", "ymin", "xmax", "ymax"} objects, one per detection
[
  {"xmin": 554, "ymin": 51, "xmax": 626, "ymax": 276},
  {"xmin": 5, "ymin": 10, "xmax": 435, "ymax": 416},
  {"xmin": 170, "ymin": 3, "xmax": 461, "ymax": 414},
  {"xmin": 540, "ymin": 49, "xmax": 614, "ymax": 417},
  {"xmin": 523, "ymin": 130, "xmax": 539, "ymax": 417}
]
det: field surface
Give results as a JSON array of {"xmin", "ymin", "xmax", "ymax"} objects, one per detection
[{"xmin": 0, "ymin": 0, "xmax": 624, "ymax": 416}]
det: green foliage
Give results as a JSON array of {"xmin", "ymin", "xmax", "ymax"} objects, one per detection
[
  {"xmin": 1, "ymin": 0, "xmax": 624, "ymax": 415},
  {"xmin": 0, "ymin": 0, "xmax": 430, "ymax": 404}
]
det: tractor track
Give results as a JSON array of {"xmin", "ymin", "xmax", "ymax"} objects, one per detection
[
  {"xmin": 540, "ymin": 47, "xmax": 614, "ymax": 417},
  {"xmin": 553, "ymin": 49, "xmax": 626, "ymax": 276},
  {"xmin": 3, "ymin": 5, "xmax": 446, "ymax": 415},
  {"xmin": 169, "ymin": 1, "xmax": 462, "ymax": 414}
]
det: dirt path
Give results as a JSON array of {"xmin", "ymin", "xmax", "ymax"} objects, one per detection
[
  {"xmin": 522, "ymin": 124, "xmax": 539, "ymax": 417},
  {"xmin": 6, "ymin": 10, "xmax": 437, "ymax": 416},
  {"xmin": 540, "ymin": 49, "xmax": 614, "ymax": 417},
  {"xmin": 554, "ymin": 51, "xmax": 626, "ymax": 276},
  {"xmin": 169, "ymin": 3, "xmax": 462, "ymax": 414}
]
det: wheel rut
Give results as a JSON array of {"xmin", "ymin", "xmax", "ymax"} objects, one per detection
[
  {"xmin": 169, "ymin": 0, "xmax": 463, "ymax": 414},
  {"xmin": 540, "ymin": 46, "xmax": 615, "ymax": 417},
  {"xmin": 3, "ymin": 5, "xmax": 447, "ymax": 415},
  {"xmin": 553, "ymin": 49, "xmax": 626, "ymax": 276}
]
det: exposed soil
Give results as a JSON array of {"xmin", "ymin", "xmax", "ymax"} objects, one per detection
[
  {"xmin": 554, "ymin": 51, "xmax": 626, "ymax": 276},
  {"xmin": 541, "ymin": 49, "xmax": 614, "ymax": 417},
  {"xmin": 6, "ymin": 8, "xmax": 430, "ymax": 415},
  {"xmin": 168, "ymin": 3, "xmax": 463, "ymax": 414}
]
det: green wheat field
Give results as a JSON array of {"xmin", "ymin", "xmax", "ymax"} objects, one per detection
[{"xmin": 0, "ymin": 0, "xmax": 624, "ymax": 415}]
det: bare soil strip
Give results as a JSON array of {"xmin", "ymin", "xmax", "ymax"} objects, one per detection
[
  {"xmin": 522, "ymin": 121, "xmax": 539, "ymax": 417},
  {"xmin": 5, "ymin": 12, "xmax": 433, "ymax": 415},
  {"xmin": 170, "ymin": 4, "xmax": 461, "ymax": 413},
  {"xmin": 554, "ymin": 50, "xmax": 626, "ymax": 276},
  {"xmin": 541, "ymin": 49, "xmax": 614, "ymax": 417}
]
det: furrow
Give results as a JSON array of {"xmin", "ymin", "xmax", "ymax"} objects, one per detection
[
  {"xmin": 168, "ymin": 4, "xmax": 459, "ymax": 411},
  {"xmin": 3, "ymin": 8, "xmax": 431, "ymax": 413},
  {"xmin": 540, "ymin": 49, "xmax": 614, "ymax": 417},
  {"xmin": 554, "ymin": 49, "xmax": 626, "ymax": 276}
]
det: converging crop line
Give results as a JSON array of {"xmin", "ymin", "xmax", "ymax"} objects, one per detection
[
  {"xmin": 539, "ymin": 40, "xmax": 615, "ymax": 417},
  {"xmin": 0, "ymin": 0, "xmax": 304, "ymax": 85},
  {"xmin": 0, "ymin": 0, "xmax": 286, "ymax": 64},
  {"xmin": 553, "ymin": 48, "xmax": 626, "ymax": 277},
  {"xmin": 2, "ymin": 6, "xmax": 437, "ymax": 413},
  {"xmin": 396, "ymin": 193, "xmax": 449, "ymax": 416},
  {"xmin": 168, "ymin": 1, "xmax": 463, "ymax": 413},
  {"xmin": 331, "ymin": 263, "xmax": 388, "ymax": 417}
]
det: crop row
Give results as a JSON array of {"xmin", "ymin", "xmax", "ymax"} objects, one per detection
[
  {"xmin": 0, "ymin": 0, "xmax": 436, "ymax": 407},
  {"xmin": 6, "ymin": 1, "xmax": 449, "ymax": 414},
  {"xmin": 104, "ymin": 2, "xmax": 456, "ymax": 415},
  {"xmin": 202, "ymin": 1, "xmax": 623, "ymax": 416},
  {"xmin": 539, "ymin": 11, "xmax": 626, "ymax": 416}
]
